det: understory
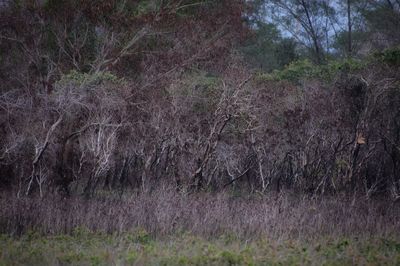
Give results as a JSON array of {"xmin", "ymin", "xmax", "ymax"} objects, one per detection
[
  {"xmin": 1, "ymin": 190, "xmax": 399, "ymax": 265},
  {"xmin": 1, "ymin": 190, "xmax": 399, "ymax": 239}
]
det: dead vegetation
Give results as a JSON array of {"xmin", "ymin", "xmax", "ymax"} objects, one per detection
[{"xmin": 1, "ymin": 188, "xmax": 399, "ymax": 240}]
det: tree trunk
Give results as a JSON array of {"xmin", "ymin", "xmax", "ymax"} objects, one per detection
[
  {"xmin": 347, "ymin": 0, "xmax": 352, "ymax": 57},
  {"xmin": 300, "ymin": 0, "xmax": 322, "ymax": 63}
]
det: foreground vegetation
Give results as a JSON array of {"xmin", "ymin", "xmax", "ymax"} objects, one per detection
[
  {"xmin": 1, "ymin": 191, "xmax": 399, "ymax": 265},
  {"xmin": 1, "ymin": 230, "xmax": 399, "ymax": 266}
]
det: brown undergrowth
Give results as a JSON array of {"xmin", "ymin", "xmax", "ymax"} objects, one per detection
[{"xmin": 1, "ymin": 188, "xmax": 399, "ymax": 241}]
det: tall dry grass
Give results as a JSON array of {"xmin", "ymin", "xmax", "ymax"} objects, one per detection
[{"xmin": 1, "ymin": 188, "xmax": 399, "ymax": 240}]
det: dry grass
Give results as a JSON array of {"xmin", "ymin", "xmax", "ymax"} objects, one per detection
[{"xmin": 1, "ymin": 188, "xmax": 399, "ymax": 241}]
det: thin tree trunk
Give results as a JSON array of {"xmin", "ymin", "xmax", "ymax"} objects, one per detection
[
  {"xmin": 347, "ymin": 0, "xmax": 352, "ymax": 57},
  {"xmin": 300, "ymin": 0, "xmax": 322, "ymax": 63}
]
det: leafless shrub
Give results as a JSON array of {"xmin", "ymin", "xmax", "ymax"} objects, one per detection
[{"xmin": 1, "ymin": 189, "xmax": 399, "ymax": 240}]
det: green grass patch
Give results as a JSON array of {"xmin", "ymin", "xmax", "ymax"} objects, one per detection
[{"xmin": 0, "ymin": 231, "xmax": 399, "ymax": 265}]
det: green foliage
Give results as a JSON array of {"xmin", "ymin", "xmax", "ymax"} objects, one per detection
[
  {"xmin": 127, "ymin": 228, "xmax": 152, "ymax": 245},
  {"xmin": 71, "ymin": 226, "xmax": 94, "ymax": 238},
  {"xmin": 361, "ymin": 3, "xmax": 400, "ymax": 45},
  {"xmin": 332, "ymin": 30, "xmax": 369, "ymax": 57},
  {"xmin": 219, "ymin": 250, "xmax": 245, "ymax": 265},
  {"xmin": 378, "ymin": 46, "xmax": 400, "ymax": 66},
  {"xmin": 256, "ymin": 59, "xmax": 315, "ymax": 83},
  {"xmin": 256, "ymin": 58, "xmax": 367, "ymax": 84},
  {"xmin": 242, "ymin": 22, "xmax": 298, "ymax": 72},
  {"xmin": 56, "ymin": 70, "xmax": 124, "ymax": 89}
]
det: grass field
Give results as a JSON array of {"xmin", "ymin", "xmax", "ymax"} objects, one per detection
[
  {"xmin": 1, "ymin": 229, "xmax": 399, "ymax": 266},
  {"xmin": 1, "ymin": 191, "xmax": 400, "ymax": 265}
]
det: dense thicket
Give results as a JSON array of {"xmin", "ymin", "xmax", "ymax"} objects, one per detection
[{"xmin": 0, "ymin": 0, "xmax": 399, "ymax": 200}]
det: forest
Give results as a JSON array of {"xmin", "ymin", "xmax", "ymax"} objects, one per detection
[{"xmin": 0, "ymin": 0, "xmax": 400, "ymax": 265}]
